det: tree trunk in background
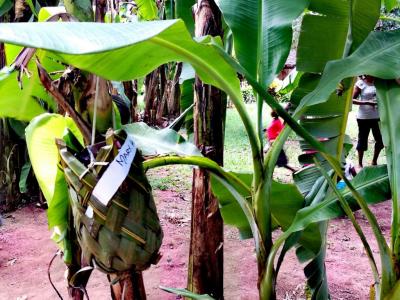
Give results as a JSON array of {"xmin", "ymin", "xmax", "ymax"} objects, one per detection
[
  {"xmin": 144, "ymin": 70, "xmax": 159, "ymax": 125},
  {"xmin": 156, "ymin": 80, "xmax": 171, "ymax": 124},
  {"xmin": 0, "ymin": 42, "xmax": 5, "ymax": 68},
  {"xmin": 123, "ymin": 80, "xmax": 138, "ymax": 122},
  {"xmin": 167, "ymin": 62, "xmax": 182, "ymax": 118},
  {"xmin": 188, "ymin": 1, "xmax": 225, "ymax": 299},
  {"xmin": 14, "ymin": 0, "xmax": 31, "ymax": 22}
]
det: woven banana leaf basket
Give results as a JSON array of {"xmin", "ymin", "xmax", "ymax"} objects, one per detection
[{"xmin": 57, "ymin": 131, "xmax": 163, "ymax": 273}]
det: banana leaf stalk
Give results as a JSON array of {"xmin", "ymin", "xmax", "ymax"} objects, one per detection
[{"xmin": 36, "ymin": 59, "xmax": 92, "ymax": 144}]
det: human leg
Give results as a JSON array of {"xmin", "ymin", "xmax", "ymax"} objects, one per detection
[
  {"xmin": 357, "ymin": 149, "xmax": 364, "ymax": 168},
  {"xmin": 371, "ymin": 119, "xmax": 384, "ymax": 165},
  {"xmin": 356, "ymin": 119, "xmax": 370, "ymax": 168},
  {"xmin": 276, "ymin": 149, "xmax": 288, "ymax": 167}
]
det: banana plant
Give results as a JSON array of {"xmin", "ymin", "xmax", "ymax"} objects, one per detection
[
  {"xmin": 376, "ymin": 80, "xmax": 400, "ymax": 277},
  {"xmin": 274, "ymin": 1, "xmax": 381, "ymax": 296},
  {"xmin": 0, "ymin": 2, "xmax": 400, "ymax": 300}
]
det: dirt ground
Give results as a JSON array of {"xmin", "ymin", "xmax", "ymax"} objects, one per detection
[{"xmin": 0, "ymin": 189, "xmax": 392, "ymax": 300}]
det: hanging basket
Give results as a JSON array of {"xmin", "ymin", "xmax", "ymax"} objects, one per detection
[{"xmin": 57, "ymin": 130, "xmax": 163, "ymax": 273}]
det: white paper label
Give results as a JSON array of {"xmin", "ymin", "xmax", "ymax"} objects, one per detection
[
  {"xmin": 92, "ymin": 135, "xmax": 137, "ymax": 206},
  {"xmin": 85, "ymin": 205, "xmax": 94, "ymax": 218}
]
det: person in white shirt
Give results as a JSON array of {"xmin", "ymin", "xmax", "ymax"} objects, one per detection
[{"xmin": 352, "ymin": 75, "xmax": 384, "ymax": 169}]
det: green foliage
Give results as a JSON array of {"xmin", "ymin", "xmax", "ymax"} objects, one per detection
[
  {"xmin": 135, "ymin": 0, "xmax": 158, "ymax": 20},
  {"xmin": 216, "ymin": 0, "xmax": 309, "ymax": 87},
  {"xmin": 1, "ymin": 1, "xmax": 400, "ymax": 298},
  {"xmin": 160, "ymin": 286, "xmax": 214, "ymax": 299},
  {"xmin": 18, "ymin": 161, "xmax": 31, "ymax": 194},
  {"xmin": 25, "ymin": 114, "xmax": 83, "ymax": 263},
  {"xmin": 25, "ymin": 114, "xmax": 83, "ymax": 229},
  {"xmin": 64, "ymin": 0, "xmax": 93, "ymax": 22},
  {"xmin": 298, "ymin": 30, "xmax": 400, "ymax": 111},
  {"xmin": 211, "ymin": 172, "xmax": 253, "ymax": 238},
  {"xmin": 0, "ymin": 65, "xmax": 50, "ymax": 121},
  {"xmin": 0, "ymin": 0, "xmax": 13, "ymax": 17},
  {"xmin": 384, "ymin": 0, "xmax": 400, "ymax": 12},
  {"xmin": 123, "ymin": 122, "xmax": 201, "ymax": 156},
  {"xmin": 0, "ymin": 21, "xmax": 241, "ymax": 99},
  {"xmin": 174, "ymin": 0, "xmax": 196, "ymax": 35},
  {"xmin": 0, "ymin": 43, "xmax": 62, "ymax": 121},
  {"xmin": 376, "ymin": 80, "xmax": 400, "ymax": 259}
]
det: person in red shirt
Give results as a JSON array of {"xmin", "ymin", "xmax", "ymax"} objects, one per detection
[{"xmin": 265, "ymin": 111, "xmax": 296, "ymax": 172}]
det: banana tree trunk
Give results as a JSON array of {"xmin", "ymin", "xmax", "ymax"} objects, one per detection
[
  {"xmin": 167, "ymin": 63, "xmax": 182, "ymax": 118},
  {"xmin": 156, "ymin": 80, "xmax": 171, "ymax": 124},
  {"xmin": 108, "ymin": 271, "xmax": 146, "ymax": 300},
  {"xmin": 14, "ymin": 0, "xmax": 30, "ymax": 22},
  {"xmin": 123, "ymin": 80, "xmax": 138, "ymax": 122},
  {"xmin": 188, "ymin": 1, "xmax": 225, "ymax": 299},
  {"xmin": 144, "ymin": 70, "xmax": 159, "ymax": 125}
]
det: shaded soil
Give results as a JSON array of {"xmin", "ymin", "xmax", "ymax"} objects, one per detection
[{"xmin": 0, "ymin": 190, "xmax": 391, "ymax": 300}]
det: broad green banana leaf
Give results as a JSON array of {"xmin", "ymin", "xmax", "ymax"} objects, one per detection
[
  {"xmin": 384, "ymin": 0, "xmax": 400, "ymax": 11},
  {"xmin": 0, "ymin": 0, "xmax": 13, "ymax": 17},
  {"xmin": 19, "ymin": 161, "xmax": 31, "ymax": 194},
  {"xmin": 38, "ymin": 6, "xmax": 65, "ymax": 21},
  {"xmin": 297, "ymin": 1, "xmax": 349, "ymax": 73},
  {"xmin": 210, "ymin": 168, "xmax": 388, "ymax": 240},
  {"xmin": 0, "ymin": 66, "xmax": 46, "ymax": 120},
  {"xmin": 0, "ymin": 20, "xmax": 240, "ymax": 98},
  {"xmin": 215, "ymin": 0, "xmax": 308, "ymax": 87},
  {"xmin": 25, "ymin": 113, "xmax": 84, "ymax": 229},
  {"xmin": 297, "ymin": 0, "xmax": 380, "ymax": 73},
  {"xmin": 0, "ymin": 20, "xmax": 243, "ymax": 124},
  {"xmin": 289, "ymin": 166, "xmax": 390, "ymax": 233},
  {"xmin": 175, "ymin": 0, "xmax": 196, "ymax": 35},
  {"xmin": 8, "ymin": 118, "xmax": 27, "ymax": 138},
  {"xmin": 211, "ymin": 173, "xmax": 252, "ymax": 238},
  {"xmin": 350, "ymin": 0, "xmax": 381, "ymax": 53},
  {"xmin": 0, "ymin": 44, "xmax": 61, "ymax": 120},
  {"xmin": 386, "ymin": 279, "xmax": 400, "ymax": 299},
  {"xmin": 297, "ymin": 30, "xmax": 400, "ymax": 111},
  {"xmin": 376, "ymin": 79, "xmax": 400, "ymax": 260},
  {"xmin": 300, "ymin": 227, "xmax": 330, "ymax": 300},
  {"xmin": 135, "ymin": 0, "xmax": 158, "ymax": 20},
  {"xmin": 25, "ymin": 113, "xmax": 83, "ymax": 263},
  {"xmin": 211, "ymin": 172, "xmax": 304, "ymax": 239},
  {"xmin": 64, "ymin": 0, "xmax": 93, "ymax": 22},
  {"xmin": 122, "ymin": 122, "xmax": 201, "ymax": 156}
]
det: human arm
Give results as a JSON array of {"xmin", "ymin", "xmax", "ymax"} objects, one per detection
[
  {"xmin": 352, "ymin": 85, "xmax": 376, "ymax": 106},
  {"xmin": 353, "ymin": 99, "xmax": 377, "ymax": 106}
]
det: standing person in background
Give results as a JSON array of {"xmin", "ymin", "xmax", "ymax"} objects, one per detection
[
  {"xmin": 265, "ymin": 110, "xmax": 296, "ymax": 172},
  {"xmin": 352, "ymin": 75, "xmax": 384, "ymax": 169}
]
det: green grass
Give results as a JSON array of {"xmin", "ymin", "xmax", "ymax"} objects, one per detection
[
  {"xmin": 147, "ymin": 103, "xmax": 387, "ymax": 191},
  {"xmin": 147, "ymin": 165, "xmax": 192, "ymax": 192}
]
